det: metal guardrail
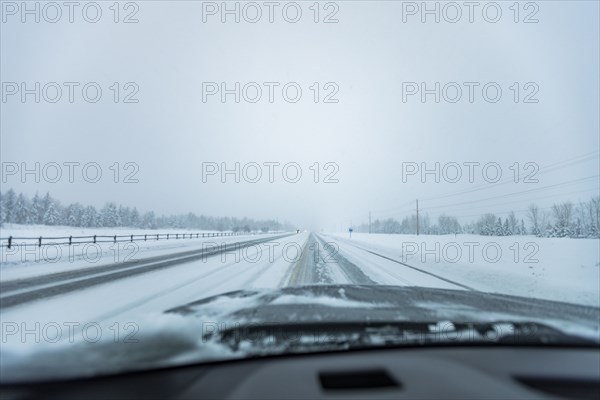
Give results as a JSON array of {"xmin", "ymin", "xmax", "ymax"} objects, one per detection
[{"xmin": 0, "ymin": 231, "xmax": 274, "ymax": 249}]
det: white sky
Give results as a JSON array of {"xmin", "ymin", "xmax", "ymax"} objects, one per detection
[{"xmin": 1, "ymin": 1, "xmax": 599, "ymax": 229}]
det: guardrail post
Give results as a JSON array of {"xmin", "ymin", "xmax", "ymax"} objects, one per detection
[
  {"xmin": 113, "ymin": 235, "xmax": 117, "ymax": 243},
  {"xmin": 69, "ymin": 236, "xmax": 72, "ymax": 246},
  {"xmin": 156, "ymin": 234, "xmax": 159, "ymax": 240},
  {"xmin": 176, "ymin": 234, "xmax": 178, "ymax": 239},
  {"xmin": 7, "ymin": 236, "xmax": 12, "ymax": 249},
  {"xmin": 38, "ymin": 236, "xmax": 42, "ymax": 247},
  {"xmin": 131, "ymin": 235, "xmax": 133, "ymax": 242},
  {"xmin": 144, "ymin": 235, "xmax": 147, "ymax": 241},
  {"xmin": 167, "ymin": 234, "xmax": 169, "ymax": 240},
  {"xmin": 93, "ymin": 235, "xmax": 97, "ymax": 244}
]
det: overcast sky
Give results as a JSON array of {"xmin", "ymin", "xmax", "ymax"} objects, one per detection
[{"xmin": 2, "ymin": 1, "xmax": 599, "ymax": 230}]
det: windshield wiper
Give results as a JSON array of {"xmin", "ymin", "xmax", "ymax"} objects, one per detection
[{"xmin": 203, "ymin": 321, "xmax": 598, "ymax": 354}]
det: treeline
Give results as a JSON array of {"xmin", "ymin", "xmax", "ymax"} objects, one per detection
[
  {"xmin": 0, "ymin": 190, "xmax": 294, "ymax": 233},
  {"xmin": 356, "ymin": 197, "xmax": 600, "ymax": 239}
]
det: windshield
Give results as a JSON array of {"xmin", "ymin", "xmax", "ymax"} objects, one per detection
[{"xmin": 1, "ymin": 0, "xmax": 599, "ymax": 383}]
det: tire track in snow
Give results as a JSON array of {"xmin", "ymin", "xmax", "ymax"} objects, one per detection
[
  {"xmin": 240, "ymin": 233, "xmax": 310, "ymax": 289},
  {"xmin": 285, "ymin": 234, "xmax": 376, "ymax": 286},
  {"xmin": 313, "ymin": 234, "xmax": 377, "ymax": 285},
  {"xmin": 73, "ymin": 237, "xmax": 304, "ymax": 328},
  {"xmin": 323, "ymin": 234, "xmax": 476, "ymax": 291}
]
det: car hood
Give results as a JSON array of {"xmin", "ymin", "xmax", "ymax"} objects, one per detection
[
  {"xmin": 166, "ymin": 285, "xmax": 600, "ymax": 330},
  {"xmin": 2, "ymin": 286, "xmax": 599, "ymax": 384}
]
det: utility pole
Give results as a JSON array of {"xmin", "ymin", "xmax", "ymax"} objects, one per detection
[
  {"xmin": 369, "ymin": 211, "xmax": 371, "ymax": 234},
  {"xmin": 416, "ymin": 199, "xmax": 419, "ymax": 236}
]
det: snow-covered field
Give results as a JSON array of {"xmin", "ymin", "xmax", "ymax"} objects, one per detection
[{"xmin": 325, "ymin": 232, "xmax": 600, "ymax": 307}]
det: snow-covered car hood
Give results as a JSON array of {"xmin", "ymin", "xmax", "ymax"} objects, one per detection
[
  {"xmin": 167, "ymin": 285, "xmax": 600, "ymax": 331},
  {"xmin": 2, "ymin": 286, "xmax": 599, "ymax": 384}
]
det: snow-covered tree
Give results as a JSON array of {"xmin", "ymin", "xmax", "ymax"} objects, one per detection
[
  {"xmin": 438, "ymin": 214, "xmax": 461, "ymax": 234},
  {"xmin": 494, "ymin": 217, "xmax": 504, "ymax": 236},
  {"xmin": 475, "ymin": 213, "xmax": 496, "ymax": 236},
  {"xmin": 118, "ymin": 206, "xmax": 130, "ymax": 227},
  {"xmin": 130, "ymin": 207, "xmax": 140, "ymax": 227},
  {"xmin": 100, "ymin": 203, "xmax": 119, "ymax": 227},
  {"xmin": 0, "ymin": 192, "xmax": 6, "ymax": 225},
  {"xmin": 43, "ymin": 201, "xmax": 61, "ymax": 225},
  {"xmin": 80, "ymin": 205, "xmax": 97, "ymax": 227},
  {"xmin": 14, "ymin": 193, "xmax": 31, "ymax": 224},
  {"xmin": 503, "ymin": 218, "xmax": 511, "ymax": 236},
  {"xmin": 551, "ymin": 202, "xmax": 574, "ymax": 238},
  {"xmin": 2, "ymin": 189, "xmax": 17, "ymax": 223},
  {"xmin": 507, "ymin": 211, "xmax": 518, "ymax": 235},
  {"xmin": 31, "ymin": 193, "xmax": 44, "ymax": 224},
  {"xmin": 64, "ymin": 203, "xmax": 83, "ymax": 226},
  {"xmin": 527, "ymin": 204, "xmax": 541, "ymax": 236},
  {"xmin": 141, "ymin": 211, "xmax": 156, "ymax": 229},
  {"xmin": 519, "ymin": 219, "xmax": 527, "ymax": 235}
]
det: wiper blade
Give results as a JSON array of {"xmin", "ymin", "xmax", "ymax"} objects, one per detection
[{"xmin": 203, "ymin": 321, "xmax": 597, "ymax": 353}]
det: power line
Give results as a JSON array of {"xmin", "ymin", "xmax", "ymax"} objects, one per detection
[
  {"xmin": 441, "ymin": 205, "xmax": 556, "ymax": 220},
  {"xmin": 366, "ymin": 151, "xmax": 599, "ymax": 219},
  {"xmin": 421, "ymin": 187, "xmax": 599, "ymax": 218},
  {"xmin": 421, "ymin": 175, "xmax": 599, "ymax": 211},
  {"xmin": 419, "ymin": 151, "xmax": 599, "ymax": 202}
]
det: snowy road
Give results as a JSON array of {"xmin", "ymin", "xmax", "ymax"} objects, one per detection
[
  {"xmin": 0, "ymin": 233, "xmax": 295, "ymax": 309},
  {"xmin": 285, "ymin": 234, "xmax": 376, "ymax": 286},
  {"xmin": 1, "ymin": 231, "xmax": 478, "ymax": 333}
]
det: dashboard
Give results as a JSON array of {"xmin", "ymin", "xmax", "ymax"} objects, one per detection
[{"xmin": 3, "ymin": 346, "xmax": 599, "ymax": 399}]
